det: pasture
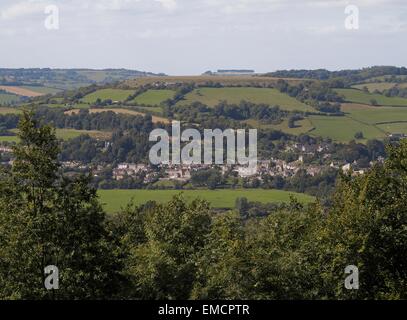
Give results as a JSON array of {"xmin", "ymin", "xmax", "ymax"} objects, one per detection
[
  {"xmin": 0, "ymin": 86, "xmax": 43, "ymax": 97},
  {"xmin": 335, "ymin": 88, "xmax": 407, "ymax": 107},
  {"xmin": 376, "ymin": 122, "xmax": 407, "ymax": 134},
  {"xmin": 0, "ymin": 93, "xmax": 21, "ymax": 104},
  {"xmin": 352, "ymin": 83, "xmax": 398, "ymax": 93},
  {"xmin": 20, "ymin": 86, "xmax": 61, "ymax": 95},
  {"xmin": 132, "ymin": 89, "xmax": 175, "ymax": 106},
  {"xmin": 81, "ymin": 89, "xmax": 135, "ymax": 103},
  {"xmin": 342, "ymin": 103, "xmax": 407, "ymax": 124},
  {"xmin": 245, "ymin": 118, "xmax": 314, "ymax": 135},
  {"xmin": 125, "ymin": 75, "xmax": 305, "ymax": 88},
  {"xmin": 0, "ymin": 107, "xmax": 22, "ymax": 115},
  {"xmin": 2, "ymin": 128, "xmax": 111, "ymax": 141},
  {"xmin": 66, "ymin": 108, "xmax": 170, "ymax": 124},
  {"xmin": 308, "ymin": 115, "xmax": 386, "ymax": 142},
  {"xmin": 98, "ymin": 189, "xmax": 315, "ymax": 213},
  {"xmin": 178, "ymin": 87, "xmax": 312, "ymax": 111}
]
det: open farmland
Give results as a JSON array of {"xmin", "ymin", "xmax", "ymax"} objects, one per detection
[
  {"xmin": 131, "ymin": 89, "xmax": 175, "ymax": 106},
  {"xmin": 98, "ymin": 189, "xmax": 315, "ymax": 213},
  {"xmin": 335, "ymin": 88, "xmax": 407, "ymax": 107},
  {"xmin": 65, "ymin": 108, "xmax": 170, "ymax": 124},
  {"xmin": 20, "ymin": 86, "xmax": 61, "ymax": 95},
  {"xmin": 81, "ymin": 89, "xmax": 135, "ymax": 103},
  {"xmin": 377, "ymin": 122, "xmax": 407, "ymax": 134},
  {"xmin": 245, "ymin": 118, "xmax": 314, "ymax": 135},
  {"xmin": 125, "ymin": 75, "xmax": 305, "ymax": 88},
  {"xmin": 308, "ymin": 115, "xmax": 386, "ymax": 142},
  {"xmin": 0, "ymin": 135, "xmax": 19, "ymax": 143},
  {"xmin": 0, "ymin": 93, "xmax": 21, "ymax": 104},
  {"xmin": 0, "ymin": 107, "xmax": 22, "ymax": 114},
  {"xmin": 2, "ymin": 128, "xmax": 112, "ymax": 141},
  {"xmin": 177, "ymin": 87, "xmax": 312, "ymax": 111},
  {"xmin": 342, "ymin": 103, "xmax": 407, "ymax": 124},
  {"xmin": 0, "ymin": 85, "xmax": 43, "ymax": 97},
  {"xmin": 352, "ymin": 82, "xmax": 398, "ymax": 92}
]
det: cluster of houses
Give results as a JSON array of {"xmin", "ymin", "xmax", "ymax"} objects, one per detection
[
  {"xmin": 109, "ymin": 158, "xmax": 335, "ymax": 183},
  {"xmin": 0, "ymin": 140, "xmax": 383, "ymax": 183}
]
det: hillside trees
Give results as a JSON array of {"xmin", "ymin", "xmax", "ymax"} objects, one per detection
[
  {"xmin": 311, "ymin": 142, "xmax": 407, "ymax": 299},
  {"xmin": 0, "ymin": 111, "xmax": 120, "ymax": 299},
  {"xmin": 117, "ymin": 196, "xmax": 212, "ymax": 299}
]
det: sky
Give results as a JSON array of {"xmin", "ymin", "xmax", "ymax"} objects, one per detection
[{"xmin": 0, "ymin": 0, "xmax": 406, "ymax": 75}]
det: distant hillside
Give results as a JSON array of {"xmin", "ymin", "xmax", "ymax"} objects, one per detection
[
  {"xmin": 0, "ymin": 68, "xmax": 166, "ymax": 90},
  {"xmin": 265, "ymin": 66, "xmax": 407, "ymax": 82}
]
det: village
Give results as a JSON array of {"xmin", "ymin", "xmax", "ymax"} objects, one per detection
[{"xmin": 0, "ymin": 140, "xmax": 383, "ymax": 186}]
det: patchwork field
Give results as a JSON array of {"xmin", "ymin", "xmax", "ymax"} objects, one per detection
[
  {"xmin": 308, "ymin": 115, "xmax": 386, "ymax": 142},
  {"xmin": 65, "ymin": 108, "xmax": 170, "ymax": 124},
  {"xmin": 125, "ymin": 75, "xmax": 305, "ymax": 88},
  {"xmin": 352, "ymin": 83, "xmax": 398, "ymax": 93},
  {"xmin": 335, "ymin": 88, "xmax": 407, "ymax": 107},
  {"xmin": 245, "ymin": 118, "xmax": 314, "ymax": 135},
  {"xmin": 376, "ymin": 122, "xmax": 407, "ymax": 134},
  {"xmin": 1, "ymin": 128, "xmax": 111, "ymax": 142},
  {"xmin": 0, "ymin": 85, "xmax": 43, "ymax": 97},
  {"xmin": 81, "ymin": 89, "xmax": 135, "ymax": 103},
  {"xmin": 0, "ymin": 135, "xmax": 19, "ymax": 143},
  {"xmin": 0, "ymin": 107, "xmax": 22, "ymax": 114},
  {"xmin": 342, "ymin": 103, "xmax": 407, "ymax": 124},
  {"xmin": 178, "ymin": 87, "xmax": 313, "ymax": 111},
  {"xmin": 20, "ymin": 86, "xmax": 61, "ymax": 95},
  {"xmin": 132, "ymin": 89, "xmax": 175, "ymax": 106},
  {"xmin": 98, "ymin": 189, "xmax": 315, "ymax": 213},
  {"xmin": 0, "ymin": 93, "xmax": 21, "ymax": 104}
]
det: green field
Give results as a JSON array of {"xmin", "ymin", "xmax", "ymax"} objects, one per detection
[
  {"xmin": 98, "ymin": 189, "xmax": 315, "ymax": 213},
  {"xmin": 0, "ymin": 135, "xmax": 19, "ymax": 143},
  {"xmin": 245, "ymin": 118, "xmax": 314, "ymax": 135},
  {"xmin": 2, "ymin": 128, "xmax": 111, "ymax": 141},
  {"xmin": 82, "ymin": 89, "xmax": 134, "ymax": 103},
  {"xmin": 308, "ymin": 115, "xmax": 386, "ymax": 142},
  {"xmin": 352, "ymin": 83, "xmax": 398, "ymax": 93},
  {"xmin": 132, "ymin": 89, "xmax": 175, "ymax": 106},
  {"xmin": 376, "ymin": 122, "xmax": 407, "ymax": 134},
  {"xmin": 0, "ymin": 107, "xmax": 22, "ymax": 115},
  {"xmin": 342, "ymin": 104, "xmax": 407, "ymax": 125},
  {"xmin": 335, "ymin": 88, "xmax": 407, "ymax": 107},
  {"xmin": 20, "ymin": 86, "xmax": 61, "ymax": 95},
  {"xmin": 178, "ymin": 87, "xmax": 313, "ymax": 111},
  {"xmin": 0, "ymin": 93, "xmax": 21, "ymax": 104}
]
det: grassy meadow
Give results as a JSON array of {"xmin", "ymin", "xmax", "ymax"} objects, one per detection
[
  {"xmin": 20, "ymin": 86, "xmax": 61, "ymax": 95},
  {"xmin": 82, "ymin": 89, "xmax": 134, "ymax": 103},
  {"xmin": 98, "ymin": 189, "xmax": 315, "ymax": 213},
  {"xmin": 0, "ymin": 93, "xmax": 21, "ymax": 104},
  {"xmin": 0, "ymin": 128, "xmax": 111, "ymax": 142},
  {"xmin": 132, "ymin": 89, "xmax": 175, "ymax": 106},
  {"xmin": 0, "ymin": 107, "xmax": 22, "ymax": 115},
  {"xmin": 342, "ymin": 103, "xmax": 407, "ymax": 124},
  {"xmin": 335, "ymin": 88, "xmax": 407, "ymax": 107},
  {"xmin": 177, "ymin": 87, "xmax": 313, "ymax": 111},
  {"xmin": 308, "ymin": 115, "xmax": 386, "ymax": 142},
  {"xmin": 352, "ymin": 83, "xmax": 398, "ymax": 93}
]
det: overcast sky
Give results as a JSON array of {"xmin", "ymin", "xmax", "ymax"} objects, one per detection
[{"xmin": 0, "ymin": 0, "xmax": 406, "ymax": 75}]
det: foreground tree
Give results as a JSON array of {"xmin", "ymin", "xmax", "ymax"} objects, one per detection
[
  {"xmin": 0, "ymin": 112, "xmax": 120, "ymax": 299},
  {"xmin": 119, "ymin": 196, "xmax": 212, "ymax": 299},
  {"xmin": 315, "ymin": 141, "xmax": 407, "ymax": 299}
]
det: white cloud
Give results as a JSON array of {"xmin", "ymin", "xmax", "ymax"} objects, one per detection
[
  {"xmin": 155, "ymin": 0, "xmax": 177, "ymax": 11},
  {"xmin": 0, "ymin": 1, "xmax": 46, "ymax": 20}
]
